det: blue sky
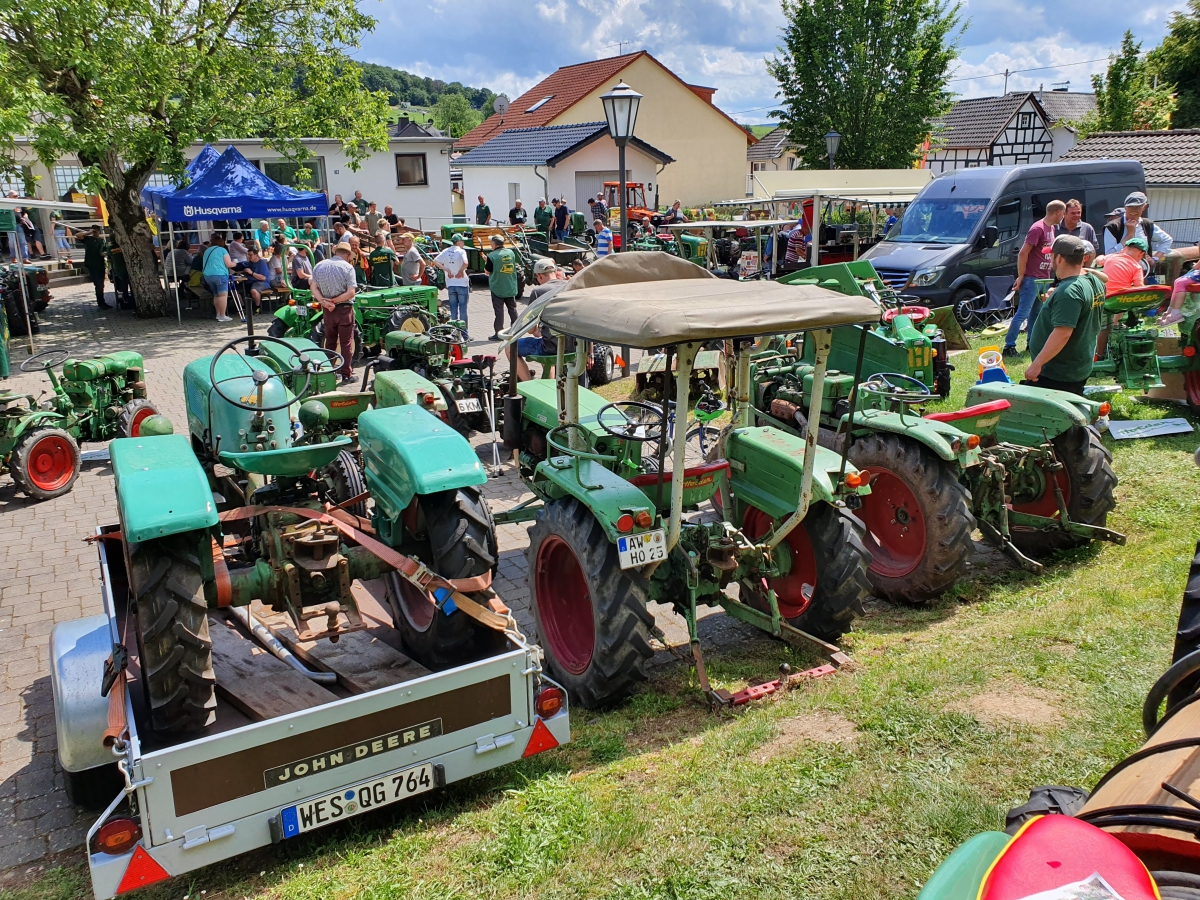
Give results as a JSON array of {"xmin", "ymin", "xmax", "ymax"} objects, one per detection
[{"xmin": 354, "ymin": 0, "xmax": 1187, "ymax": 123}]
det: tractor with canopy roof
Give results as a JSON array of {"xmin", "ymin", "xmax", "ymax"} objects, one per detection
[{"xmin": 497, "ymin": 253, "xmax": 876, "ymax": 708}]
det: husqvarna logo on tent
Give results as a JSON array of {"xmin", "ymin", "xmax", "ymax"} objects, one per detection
[{"xmin": 183, "ymin": 204, "xmax": 243, "ymax": 216}]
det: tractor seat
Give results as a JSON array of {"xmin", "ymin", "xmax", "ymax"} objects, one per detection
[
  {"xmin": 924, "ymin": 398, "xmax": 1010, "ymax": 423},
  {"xmin": 471, "ymin": 354, "xmax": 497, "ymax": 366}
]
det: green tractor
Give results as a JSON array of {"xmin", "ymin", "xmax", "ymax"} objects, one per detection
[
  {"xmin": 1, "ymin": 348, "xmax": 161, "ymax": 500},
  {"xmin": 754, "ymin": 262, "xmax": 1122, "ymax": 604},
  {"xmin": 495, "ymin": 253, "xmax": 876, "ymax": 709},
  {"xmin": 115, "ymin": 332, "xmax": 503, "ymax": 732}
]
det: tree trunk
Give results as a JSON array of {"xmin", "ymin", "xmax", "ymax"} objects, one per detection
[{"xmin": 91, "ymin": 152, "xmax": 166, "ymax": 318}]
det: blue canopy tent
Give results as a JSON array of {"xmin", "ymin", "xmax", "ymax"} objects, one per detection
[
  {"xmin": 141, "ymin": 145, "xmax": 326, "ymax": 321},
  {"xmin": 141, "ymin": 143, "xmax": 223, "ymax": 220}
]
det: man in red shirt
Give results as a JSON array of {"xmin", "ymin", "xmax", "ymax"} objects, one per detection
[{"xmin": 1005, "ymin": 200, "xmax": 1066, "ymax": 357}]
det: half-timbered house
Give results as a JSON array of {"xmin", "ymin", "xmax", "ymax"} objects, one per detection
[{"xmin": 924, "ymin": 92, "xmax": 1056, "ymax": 173}]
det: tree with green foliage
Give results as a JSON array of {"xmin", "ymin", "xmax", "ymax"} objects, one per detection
[
  {"xmin": 1150, "ymin": 3, "xmax": 1200, "ymax": 128},
  {"xmin": 432, "ymin": 93, "xmax": 483, "ymax": 138},
  {"xmin": 358, "ymin": 62, "xmax": 496, "ymax": 112},
  {"xmin": 0, "ymin": 0, "xmax": 390, "ymax": 317},
  {"xmin": 767, "ymin": 0, "xmax": 961, "ymax": 169},
  {"xmin": 1073, "ymin": 31, "xmax": 1177, "ymax": 137}
]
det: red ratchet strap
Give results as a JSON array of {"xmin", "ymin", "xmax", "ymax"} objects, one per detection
[
  {"xmin": 210, "ymin": 538, "xmax": 232, "ymax": 607},
  {"xmin": 218, "ymin": 506, "xmax": 508, "ymax": 632},
  {"xmin": 102, "ymin": 672, "xmax": 128, "ymax": 747}
]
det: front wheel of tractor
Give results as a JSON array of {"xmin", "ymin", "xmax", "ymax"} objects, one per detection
[
  {"xmin": 11, "ymin": 427, "xmax": 80, "ymax": 501},
  {"xmin": 318, "ymin": 449, "xmax": 367, "ymax": 517},
  {"xmin": 527, "ymin": 498, "xmax": 654, "ymax": 708},
  {"xmin": 117, "ymin": 398, "xmax": 161, "ymax": 439}
]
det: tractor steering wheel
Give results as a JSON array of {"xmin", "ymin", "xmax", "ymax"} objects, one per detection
[
  {"xmin": 209, "ymin": 336, "xmax": 314, "ymax": 412},
  {"xmin": 308, "ymin": 346, "xmax": 346, "ymax": 373},
  {"xmin": 20, "ymin": 348, "xmax": 70, "ymax": 372},
  {"xmin": 596, "ymin": 401, "xmax": 666, "ymax": 443},
  {"xmin": 428, "ymin": 324, "xmax": 467, "ymax": 344},
  {"xmin": 882, "ymin": 305, "xmax": 933, "ymax": 326},
  {"xmin": 861, "ymin": 372, "xmax": 931, "ymax": 405}
]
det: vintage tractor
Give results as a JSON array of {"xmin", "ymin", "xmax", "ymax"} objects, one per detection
[
  {"xmin": 115, "ymin": 334, "xmax": 503, "ymax": 732},
  {"xmin": 495, "ymin": 253, "xmax": 876, "ymax": 709},
  {"xmin": 1, "ymin": 349, "xmax": 160, "ymax": 500},
  {"xmin": 1, "ymin": 262, "xmax": 51, "ymax": 337},
  {"xmin": 1086, "ymin": 285, "xmax": 1200, "ymax": 413}
]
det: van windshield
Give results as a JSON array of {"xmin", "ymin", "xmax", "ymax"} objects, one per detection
[{"xmin": 887, "ymin": 198, "xmax": 990, "ymax": 244}]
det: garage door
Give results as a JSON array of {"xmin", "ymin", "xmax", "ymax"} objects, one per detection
[{"xmin": 574, "ymin": 170, "xmax": 629, "ymax": 215}]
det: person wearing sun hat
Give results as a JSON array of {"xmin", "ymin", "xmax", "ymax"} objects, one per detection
[{"xmin": 433, "ymin": 232, "xmax": 471, "ymax": 337}]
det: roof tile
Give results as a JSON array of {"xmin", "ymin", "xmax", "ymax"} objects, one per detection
[
  {"xmin": 932, "ymin": 93, "xmax": 1034, "ymax": 149},
  {"xmin": 746, "ymin": 126, "xmax": 800, "ymax": 161},
  {"xmin": 453, "ymin": 122, "xmax": 673, "ymax": 168},
  {"xmin": 1060, "ymin": 130, "xmax": 1200, "ymax": 185}
]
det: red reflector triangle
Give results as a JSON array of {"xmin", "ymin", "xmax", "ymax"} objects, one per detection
[
  {"xmin": 116, "ymin": 845, "xmax": 170, "ymax": 895},
  {"xmin": 522, "ymin": 718, "xmax": 560, "ymax": 757}
]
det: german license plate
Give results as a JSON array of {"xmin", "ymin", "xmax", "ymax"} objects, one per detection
[
  {"xmin": 296, "ymin": 306, "xmax": 308, "ymax": 316},
  {"xmin": 456, "ymin": 398, "xmax": 482, "ymax": 413},
  {"xmin": 617, "ymin": 529, "xmax": 666, "ymax": 569},
  {"xmin": 277, "ymin": 763, "xmax": 435, "ymax": 838}
]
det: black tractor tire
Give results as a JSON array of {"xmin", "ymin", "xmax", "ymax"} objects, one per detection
[
  {"xmin": 64, "ymin": 763, "xmax": 124, "ymax": 810},
  {"xmin": 4, "ymin": 289, "xmax": 38, "ymax": 337},
  {"xmin": 934, "ymin": 367, "xmax": 952, "ymax": 400},
  {"xmin": 437, "ymin": 384, "xmax": 473, "ymax": 438},
  {"xmin": 386, "ymin": 486, "xmax": 502, "ymax": 669},
  {"xmin": 266, "ymin": 316, "xmax": 289, "ymax": 339},
  {"xmin": 116, "ymin": 398, "xmax": 161, "ymax": 439},
  {"xmin": 1010, "ymin": 424, "xmax": 1117, "ymax": 557},
  {"xmin": 516, "ymin": 271, "xmax": 527, "ymax": 300},
  {"xmin": 848, "ymin": 433, "xmax": 976, "ymax": 604},
  {"xmin": 588, "ymin": 344, "xmax": 616, "ymax": 386},
  {"xmin": 10, "ymin": 427, "xmax": 80, "ymax": 501},
  {"xmin": 743, "ymin": 501, "xmax": 872, "ymax": 641},
  {"xmin": 386, "ymin": 306, "xmax": 430, "ymax": 335},
  {"xmin": 319, "ymin": 449, "xmax": 367, "ymax": 517},
  {"xmin": 129, "ymin": 537, "xmax": 217, "ymax": 733},
  {"xmin": 527, "ymin": 497, "xmax": 654, "ymax": 708}
]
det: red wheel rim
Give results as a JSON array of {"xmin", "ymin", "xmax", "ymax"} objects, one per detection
[
  {"xmin": 1186, "ymin": 371, "xmax": 1200, "ymax": 409},
  {"xmin": 26, "ymin": 435, "xmax": 74, "ymax": 491},
  {"xmin": 534, "ymin": 535, "xmax": 595, "ymax": 675},
  {"xmin": 129, "ymin": 407, "xmax": 155, "ymax": 437},
  {"xmin": 743, "ymin": 507, "xmax": 817, "ymax": 619},
  {"xmin": 395, "ymin": 576, "xmax": 436, "ymax": 632},
  {"xmin": 852, "ymin": 469, "xmax": 927, "ymax": 578},
  {"xmin": 1010, "ymin": 467, "xmax": 1071, "ymax": 519}
]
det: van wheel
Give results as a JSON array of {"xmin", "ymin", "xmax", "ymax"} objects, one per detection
[{"xmin": 951, "ymin": 287, "xmax": 983, "ymax": 330}]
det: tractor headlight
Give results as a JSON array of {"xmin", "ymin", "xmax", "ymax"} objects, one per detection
[{"xmin": 908, "ymin": 267, "xmax": 944, "ymax": 288}]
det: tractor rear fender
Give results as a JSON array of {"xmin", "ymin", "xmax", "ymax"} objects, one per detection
[
  {"xmin": 723, "ymin": 426, "xmax": 847, "ymax": 518},
  {"xmin": 532, "ymin": 458, "xmax": 656, "ymax": 544},
  {"xmin": 846, "ymin": 408, "xmax": 978, "ymax": 466},
  {"xmin": 966, "ymin": 382, "xmax": 1095, "ymax": 445},
  {"xmin": 373, "ymin": 369, "xmax": 447, "ymax": 412},
  {"xmin": 359, "ymin": 404, "xmax": 484, "ymax": 524},
  {"xmin": 10, "ymin": 410, "xmax": 69, "ymax": 441},
  {"xmin": 110, "ymin": 434, "xmax": 219, "ymax": 542}
]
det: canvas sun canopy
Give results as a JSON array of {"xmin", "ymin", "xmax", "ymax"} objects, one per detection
[
  {"xmin": 537, "ymin": 252, "xmax": 880, "ymax": 347},
  {"xmin": 141, "ymin": 144, "xmax": 223, "ymax": 213},
  {"xmin": 141, "ymin": 144, "xmax": 325, "ymax": 221}
]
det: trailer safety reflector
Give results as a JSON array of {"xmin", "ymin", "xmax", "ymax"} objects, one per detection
[
  {"xmin": 522, "ymin": 718, "xmax": 559, "ymax": 757},
  {"xmin": 116, "ymin": 845, "xmax": 170, "ymax": 894}
]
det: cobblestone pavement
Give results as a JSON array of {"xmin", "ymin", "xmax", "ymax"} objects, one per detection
[{"xmin": 0, "ymin": 279, "xmax": 750, "ymax": 878}]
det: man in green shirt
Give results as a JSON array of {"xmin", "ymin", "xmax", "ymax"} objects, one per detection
[
  {"xmin": 1024, "ymin": 234, "xmax": 1103, "ymax": 396},
  {"xmin": 475, "ymin": 195, "xmax": 491, "ymax": 226},
  {"xmin": 81, "ymin": 225, "xmax": 111, "ymax": 309},
  {"xmin": 484, "ymin": 234, "xmax": 518, "ymax": 339},
  {"xmin": 274, "ymin": 218, "xmax": 297, "ymax": 242},
  {"xmin": 533, "ymin": 198, "xmax": 553, "ymax": 233},
  {"xmin": 297, "ymin": 220, "xmax": 322, "ymax": 259},
  {"xmin": 367, "ymin": 232, "xmax": 398, "ymax": 287}
]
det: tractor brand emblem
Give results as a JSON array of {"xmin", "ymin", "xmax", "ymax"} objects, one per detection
[
  {"xmin": 974, "ymin": 416, "xmax": 1000, "ymax": 429},
  {"xmin": 240, "ymin": 395, "xmax": 259, "ymax": 405},
  {"xmin": 330, "ymin": 399, "xmax": 359, "ymax": 408},
  {"xmin": 263, "ymin": 719, "xmax": 443, "ymax": 788},
  {"xmin": 682, "ymin": 474, "xmax": 714, "ymax": 490}
]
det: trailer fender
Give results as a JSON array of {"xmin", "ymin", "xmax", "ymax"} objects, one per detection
[
  {"xmin": 967, "ymin": 382, "xmax": 1096, "ymax": 445},
  {"xmin": 847, "ymin": 408, "xmax": 979, "ymax": 466},
  {"xmin": 50, "ymin": 615, "xmax": 114, "ymax": 773},
  {"xmin": 532, "ymin": 457, "xmax": 657, "ymax": 544},
  {"xmin": 724, "ymin": 426, "xmax": 846, "ymax": 518},
  {"xmin": 111, "ymin": 434, "xmax": 219, "ymax": 542},
  {"xmin": 359, "ymin": 404, "xmax": 484, "ymax": 522}
]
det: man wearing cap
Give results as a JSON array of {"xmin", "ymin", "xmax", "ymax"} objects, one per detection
[
  {"xmin": 553, "ymin": 197, "xmax": 570, "ymax": 241},
  {"xmin": 311, "ymin": 243, "xmax": 358, "ymax": 383},
  {"xmin": 1005, "ymin": 199, "xmax": 1066, "ymax": 358},
  {"xmin": 1023, "ymin": 234, "xmax": 1104, "ymax": 395},
  {"xmin": 484, "ymin": 234, "xmax": 519, "ymax": 340},
  {"xmin": 1103, "ymin": 192, "xmax": 1172, "ymax": 275},
  {"xmin": 433, "ymin": 233, "xmax": 471, "ymax": 336},
  {"xmin": 513, "ymin": 258, "xmax": 571, "ymax": 381},
  {"xmin": 533, "ymin": 199, "xmax": 553, "ymax": 233},
  {"xmin": 1100, "ymin": 236, "xmax": 1147, "ymax": 297}
]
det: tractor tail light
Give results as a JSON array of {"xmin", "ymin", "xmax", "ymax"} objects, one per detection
[
  {"xmin": 966, "ymin": 434, "xmax": 981, "ymax": 449},
  {"xmin": 421, "ymin": 392, "xmax": 436, "ymax": 406},
  {"xmin": 616, "ymin": 513, "xmax": 634, "ymax": 533},
  {"xmin": 94, "ymin": 817, "xmax": 142, "ymax": 856},
  {"xmin": 1099, "ymin": 402, "xmax": 1112, "ymax": 416},
  {"xmin": 634, "ymin": 510, "xmax": 653, "ymax": 528},
  {"xmin": 35, "ymin": 271, "xmax": 49, "ymax": 285},
  {"xmin": 1185, "ymin": 346, "xmax": 1196, "ymax": 358},
  {"xmin": 534, "ymin": 685, "xmax": 564, "ymax": 719},
  {"xmin": 288, "ymin": 298, "xmax": 297, "ymax": 306},
  {"xmin": 844, "ymin": 472, "xmax": 864, "ymax": 488}
]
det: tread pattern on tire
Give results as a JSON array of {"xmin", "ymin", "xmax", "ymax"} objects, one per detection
[
  {"xmin": 527, "ymin": 498, "xmax": 654, "ymax": 708},
  {"xmin": 588, "ymin": 344, "xmax": 615, "ymax": 386},
  {"xmin": 781, "ymin": 502, "xmax": 872, "ymax": 641},
  {"xmin": 129, "ymin": 536, "xmax": 216, "ymax": 733},
  {"xmin": 117, "ymin": 398, "xmax": 159, "ymax": 439},
  {"xmin": 10, "ymin": 426, "xmax": 81, "ymax": 501},
  {"xmin": 321, "ymin": 449, "xmax": 367, "ymax": 517},
  {"xmin": 388, "ymin": 486, "xmax": 501, "ymax": 669},
  {"xmin": 1011, "ymin": 424, "xmax": 1117, "ymax": 556},
  {"xmin": 848, "ymin": 432, "xmax": 976, "ymax": 604}
]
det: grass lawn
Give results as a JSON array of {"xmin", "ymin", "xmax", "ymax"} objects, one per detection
[{"xmin": 12, "ymin": 334, "xmax": 1200, "ymax": 900}]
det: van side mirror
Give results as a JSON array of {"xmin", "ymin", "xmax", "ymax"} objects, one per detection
[{"xmin": 977, "ymin": 225, "xmax": 999, "ymax": 249}]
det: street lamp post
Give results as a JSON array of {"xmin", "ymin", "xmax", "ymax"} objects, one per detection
[
  {"xmin": 600, "ymin": 80, "xmax": 643, "ymax": 253},
  {"xmin": 825, "ymin": 130, "xmax": 841, "ymax": 170}
]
